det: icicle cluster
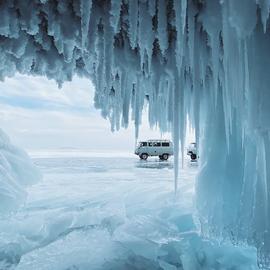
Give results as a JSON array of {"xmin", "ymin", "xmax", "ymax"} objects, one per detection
[{"xmin": 1, "ymin": 0, "xmax": 270, "ymax": 266}]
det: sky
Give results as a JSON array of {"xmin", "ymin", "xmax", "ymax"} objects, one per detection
[{"xmin": 0, "ymin": 74, "xmax": 174, "ymax": 153}]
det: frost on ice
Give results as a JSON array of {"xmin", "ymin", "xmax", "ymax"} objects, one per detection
[
  {"xmin": 0, "ymin": 0, "xmax": 270, "ymax": 266},
  {"xmin": 0, "ymin": 129, "xmax": 41, "ymax": 214}
]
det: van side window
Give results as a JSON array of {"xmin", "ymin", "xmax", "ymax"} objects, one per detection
[
  {"xmin": 140, "ymin": 142, "xmax": 147, "ymax": 146},
  {"xmin": 149, "ymin": 142, "xmax": 161, "ymax": 147},
  {"xmin": 162, "ymin": 142, "xmax": 170, "ymax": 147}
]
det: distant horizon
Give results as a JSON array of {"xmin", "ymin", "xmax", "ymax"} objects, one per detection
[{"xmin": 0, "ymin": 74, "xmax": 194, "ymax": 153}]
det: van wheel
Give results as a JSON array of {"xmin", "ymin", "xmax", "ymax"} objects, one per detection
[
  {"xmin": 191, "ymin": 153, "xmax": 197, "ymax": 160},
  {"xmin": 159, "ymin": 155, "xmax": 164, "ymax": 160},
  {"xmin": 140, "ymin": 153, "xmax": 148, "ymax": 160},
  {"xmin": 162, "ymin": 154, "xmax": 169, "ymax": 160}
]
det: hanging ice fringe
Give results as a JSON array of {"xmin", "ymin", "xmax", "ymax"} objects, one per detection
[{"xmin": 0, "ymin": 0, "xmax": 270, "ymax": 266}]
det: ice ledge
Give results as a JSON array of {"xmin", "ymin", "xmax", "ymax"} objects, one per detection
[{"xmin": 0, "ymin": 129, "xmax": 41, "ymax": 214}]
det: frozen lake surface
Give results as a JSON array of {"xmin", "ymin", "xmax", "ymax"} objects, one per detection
[{"xmin": 0, "ymin": 153, "xmax": 258, "ymax": 269}]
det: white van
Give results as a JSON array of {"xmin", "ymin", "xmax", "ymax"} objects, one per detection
[{"xmin": 135, "ymin": 140, "xmax": 173, "ymax": 160}]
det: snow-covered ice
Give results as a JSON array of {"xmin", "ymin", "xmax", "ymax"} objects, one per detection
[{"xmin": 0, "ymin": 152, "xmax": 258, "ymax": 270}]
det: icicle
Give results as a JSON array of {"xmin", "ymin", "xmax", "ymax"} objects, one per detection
[
  {"xmin": 181, "ymin": 0, "xmax": 187, "ymax": 34},
  {"xmin": 258, "ymin": 0, "xmax": 270, "ymax": 33},
  {"xmin": 110, "ymin": 0, "xmax": 122, "ymax": 34},
  {"xmin": 173, "ymin": 0, "xmax": 185, "ymax": 74},
  {"xmin": 138, "ymin": 1, "xmax": 154, "ymax": 73},
  {"xmin": 128, "ymin": 0, "xmax": 139, "ymax": 49},
  {"xmin": 148, "ymin": 0, "xmax": 156, "ymax": 17},
  {"xmin": 187, "ymin": 2, "xmax": 196, "ymax": 75},
  {"xmin": 227, "ymin": 0, "xmax": 257, "ymax": 38},
  {"xmin": 157, "ymin": 0, "xmax": 168, "ymax": 55},
  {"xmin": 173, "ymin": 73, "xmax": 180, "ymax": 193},
  {"xmin": 80, "ymin": 0, "xmax": 92, "ymax": 50}
]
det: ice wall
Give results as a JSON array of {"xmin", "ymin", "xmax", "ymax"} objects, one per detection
[
  {"xmin": 0, "ymin": 0, "xmax": 270, "ymax": 266},
  {"xmin": 0, "ymin": 129, "xmax": 41, "ymax": 214}
]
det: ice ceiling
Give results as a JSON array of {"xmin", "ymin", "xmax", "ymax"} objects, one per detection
[{"xmin": 1, "ymin": 0, "xmax": 270, "ymax": 267}]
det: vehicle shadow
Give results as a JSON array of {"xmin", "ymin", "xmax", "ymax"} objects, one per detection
[{"xmin": 135, "ymin": 159, "xmax": 173, "ymax": 170}]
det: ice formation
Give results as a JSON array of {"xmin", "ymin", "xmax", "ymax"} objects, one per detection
[
  {"xmin": 0, "ymin": 0, "xmax": 270, "ymax": 266},
  {"xmin": 0, "ymin": 129, "xmax": 41, "ymax": 214}
]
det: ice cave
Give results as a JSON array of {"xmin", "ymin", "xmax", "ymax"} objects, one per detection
[{"xmin": 0, "ymin": 0, "xmax": 269, "ymax": 269}]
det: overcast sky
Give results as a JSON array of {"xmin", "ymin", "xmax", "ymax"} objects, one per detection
[{"xmin": 0, "ymin": 74, "xmax": 173, "ymax": 153}]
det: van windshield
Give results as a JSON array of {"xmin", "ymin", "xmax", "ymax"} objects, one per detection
[{"xmin": 138, "ymin": 142, "xmax": 147, "ymax": 147}]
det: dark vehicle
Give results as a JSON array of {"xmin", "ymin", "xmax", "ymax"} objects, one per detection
[{"xmin": 187, "ymin": 142, "xmax": 197, "ymax": 161}]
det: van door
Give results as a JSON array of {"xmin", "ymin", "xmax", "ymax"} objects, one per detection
[
  {"xmin": 147, "ymin": 142, "xmax": 154, "ymax": 155},
  {"xmin": 148, "ymin": 142, "xmax": 161, "ymax": 156}
]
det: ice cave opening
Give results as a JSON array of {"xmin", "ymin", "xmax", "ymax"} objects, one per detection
[
  {"xmin": 0, "ymin": 73, "xmax": 201, "ymax": 270},
  {"xmin": 0, "ymin": 74, "xmax": 258, "ymax": 270},
  {"xmin": 0, "ymin": 0, "xmax": 270, "ymax": 269}
]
